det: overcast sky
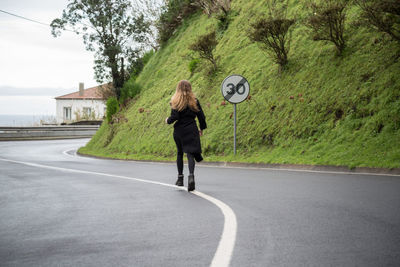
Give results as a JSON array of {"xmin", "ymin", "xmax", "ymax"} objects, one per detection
[{"xmin": 0, "ymin": 0, "xmax": 98, "ymax": 114}]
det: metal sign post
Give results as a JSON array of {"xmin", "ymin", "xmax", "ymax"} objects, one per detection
[
  {"xmin": 234, "ymin": 103, "xmax": 237, "ymax": 154},
  {"xmin": 221, "ymin": 75, "xmax": 250, "ymax": 155}
]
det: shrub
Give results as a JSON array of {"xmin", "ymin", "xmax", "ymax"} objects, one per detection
[
  {"xmin": 188, "ymin": 58, "xmax": 200, "ymax": 75},
  {"xmin": 129, "ymin": 50, "xmax": 154, "ymax": 79},
  {"xmin": 189, "ymin": 30, "xmax": 218, "ymax": 70},
  {"xmin": 216, "ymin": 12, "xmax": 231, "ymax": 33},
  {"xmin": 120, "ymin": 81, "xmax": 142, "ymax": 106},
  {"xmin": 305, "ymin": 0, "xmax": 349, "ymax": 55},
  {"xmin": 248, "ymin": 0, "xmax": 295, "ymax": 70},
  {"xmin": 355, "ymin": 0, "xmax": 400, "ymax": 43},
  {"xmin": 106, "ymin": 97, "xmax": 119, "ymax": 123}
]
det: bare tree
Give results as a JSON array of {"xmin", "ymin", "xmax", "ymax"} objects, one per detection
[
  {"xmin": 194, "ymin": 0, "xmax": 230, "ymax": 16},
  {"xmin": 248, "ymin": 0, "xmax": 295, "ymax": 70},
  {"xmin": 189, "ymin": 31, "xmax": 218, "ymax": 70},
  {"xmin": 355, "ymin": 0, "xmax": 400, "ymax": 42},
  {"xmin": 305, "ymin": 0, "xmax": 349, "ymax": 55}
]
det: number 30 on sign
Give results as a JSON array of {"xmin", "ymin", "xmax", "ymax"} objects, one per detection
[{"xmin": 221, "ymin": 74, "xmax": 250, "ymax": 104}]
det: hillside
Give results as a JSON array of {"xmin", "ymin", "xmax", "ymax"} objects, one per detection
[{"xmin": 79, "ymin": 0, "xmax": 400, "ymax": 169}]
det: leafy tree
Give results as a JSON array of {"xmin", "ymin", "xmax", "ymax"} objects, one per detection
[
  {"xmin": 51, "ymin": 0, "xmax": 150, "ymax": 100},
  {"xmin": 135, "ymin": 0, "xmax": 165, "ymax": 50},
  {"xmin": 248, "ymin": 0, "xmax": 295, "ymax": 70},
  {"xmin": 355, "ymin": 0, "xmax": 400, "ymax": 43}
]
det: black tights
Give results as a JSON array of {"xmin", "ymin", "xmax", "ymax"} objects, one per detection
[{"xmin": 177, "ymin": 152, "xmax": 195, "ymax": 175}]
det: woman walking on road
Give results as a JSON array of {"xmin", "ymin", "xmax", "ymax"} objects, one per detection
[{"xmin": 165, "ymin": 80, "xmax": 207, "ymax": 191}]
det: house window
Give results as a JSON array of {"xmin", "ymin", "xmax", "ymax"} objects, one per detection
[
  {"xmin": 63, "ymin": 107, "xmax": 71, "ymax": 120},
  {"xmin": 83, "ymin": 107, "xmax": 92, "ymax": 117}
]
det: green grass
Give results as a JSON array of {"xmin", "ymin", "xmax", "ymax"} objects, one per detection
[{"xmin": 80, "ymin": 0, "xmax": 400, "ymax": 169}]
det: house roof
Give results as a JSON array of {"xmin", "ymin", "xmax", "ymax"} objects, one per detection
[{"xmin": 55, "ymin": 83, "xmax": 112, "ymax": 100}]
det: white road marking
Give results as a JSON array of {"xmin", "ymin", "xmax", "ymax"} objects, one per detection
[
  {"xmin": 62, "ymin": 148, "xmax": 77, "ymax": 157},
  {"xmin": 193, "ymin": 191, "xmax": 237, "ymax": 267},
  {"xmin": 0, "ymin": 157, "xmax": 237, "ymax": 267}
]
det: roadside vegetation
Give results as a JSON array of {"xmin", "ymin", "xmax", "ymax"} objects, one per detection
[{"xmin": 79, "ymin": 0, "xmax": 400, "ymax": 169}]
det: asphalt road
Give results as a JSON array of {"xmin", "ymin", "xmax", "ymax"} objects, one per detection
[{"xmin": 0, "ymin": 139, "xmax": 399, "ymax": 267}]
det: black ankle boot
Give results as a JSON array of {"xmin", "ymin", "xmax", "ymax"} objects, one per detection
[
  {"xmin": 175, "ymin": 174, "xmax": 184, "ymax": 186},
  {"xmin": 188, "ymin": 174, "xmax": 195, "ymax": 191}
]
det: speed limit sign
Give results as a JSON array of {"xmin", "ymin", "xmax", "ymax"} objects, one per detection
[
  {"xmin": 221, "ymin": 74, "xmax": 250, "ymax": 104},
  {"xmin": 221, "ymin": 74, "xmax": 250, "ymax": 155}
]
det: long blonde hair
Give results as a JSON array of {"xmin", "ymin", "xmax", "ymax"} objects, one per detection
[{"xmin": 170, "ymin": 80, "xmax": 199, "ymax": 112}]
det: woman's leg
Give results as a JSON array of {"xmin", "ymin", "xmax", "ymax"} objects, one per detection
[
  {"xmin": 187, "ymin": 153, "xmax": 196, "ymax": 191},
  {"xmin": 187, "ymin": 153, "xmax": 195, "ymax": 175},
  {"xmin": 173, "ymin": 134, "xmax": 184, "ymax": 175},
  {"xmin": 177, "ymin": 152, "xmax": 183, "ymax": 175}
]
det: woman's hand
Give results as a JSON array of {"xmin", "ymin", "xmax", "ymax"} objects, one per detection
[
  {"xmin": 199, "ymin": 130, "xmax": 203, "ymax": 136},
  {"xmin": 165, "ymin": 117, "xmax": 169, "ymax": 124}
]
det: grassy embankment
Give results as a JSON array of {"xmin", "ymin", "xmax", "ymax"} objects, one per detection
[{"xmin": 79, "ymin": 0, "xmax": 400, "ymax": 169}]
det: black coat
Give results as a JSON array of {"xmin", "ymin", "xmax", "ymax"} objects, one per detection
[{"xmin": 167, "ymin": 99, "xmax": 207, "ymax": 154}]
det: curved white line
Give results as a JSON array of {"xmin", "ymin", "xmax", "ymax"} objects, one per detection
[
  {"xmin": 0, "ymin": 157, "xmax": 237, "ymax": 267},
  {"xmin": 62, "ymin": 148, "xmax": 77, "ymax": 157},
  {"xmin": 193, "ymin": 191, "xmax": 237, "ymax": 267}
]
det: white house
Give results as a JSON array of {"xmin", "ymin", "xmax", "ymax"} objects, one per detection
[{"xmin": 55, "ymin": 83, "xmax": 110, "ymax": 124}]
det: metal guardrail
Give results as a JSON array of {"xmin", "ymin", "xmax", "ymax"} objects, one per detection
[{"xmin": 0, "ymin": 125, "xmax": 100, "ymax": 140}]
